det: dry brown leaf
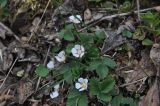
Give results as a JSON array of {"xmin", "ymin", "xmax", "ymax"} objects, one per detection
[
  {"xmin": 154, "ymin": 6, "xmax": 160, "ymax": 12},
  {"xmin": 119, "ymin": 49, "xmax": 156, "ymax": 92},
  {"xmin": 139, "ymin": 80, "xmax": 160, "ymax": 106},
  {"xmin": 84, "ymin": 8, "xmax": 92, "ymax": 21},
  {"xmin": 16, "ymin": 78, "xmax": 34, "ymax": 104}
]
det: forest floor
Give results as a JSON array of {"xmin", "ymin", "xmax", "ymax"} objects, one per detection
[{"xmin": 0, "ymin": 0, "xmax": 160, "ymax": 106}]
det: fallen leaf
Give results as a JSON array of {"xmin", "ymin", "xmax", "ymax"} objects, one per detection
[
  {"xmin": 154, "ymin": 6, "xmax": 160, "ymax": 12},
  {"xmin": 139, "ymin": 79, "xmax": 160, "ymax": 106},
  {"xmin": 84, "ymin": 8, "xmax": 92, "ymax": 21},
  {"xmin": 101, "ymin": 30, "xmax": 126, "ymax": 54},
  {"xmin": 16, "ymin": 78, "xmax": 34, "ymax": 104}
]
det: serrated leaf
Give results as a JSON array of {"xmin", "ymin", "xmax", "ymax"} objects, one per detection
[
  {"xmin": 111, "ymin": 95, "xmax": 123, "ymax": 106},
  {"xmin": 63, "ymin": 70, "xmax": 73, "ymax": 84},
  {"xmin": 35, "ymin": 64, "xmax": 49, "ymax": 77},
  {"xmin": 67, "ymin": 97, "xmax": 78, "ymax": 106},
  {"xmin": 96, "ymin": 64, "xmax": 109, "ymax": 79},
  {"xmin": 103, "ymin": 57, "xmax": 117, "ymax": 69},
  {"xmin": 78, "ymin": 94, "xmax": 88, "ymax": 106},
  {"xmin": 90, "ymin": 78, "xmax": 100, "ymax": 95},
  {"xmin": 79, "ymin": 33, "xmax": 94, "ymax": 43},
  {"xmin": 88, "ymin": 60, "xmax": 101, "ymax": 71},
  {"xmin": 97, "ymin": 93, "xmax": 112, "ymax": 102},
  {"xmin": 100, "ymin": 76, "xmax": 115, "ymax": 93},
  {"xmin": 68, "ymin": 90, "xmax": 81, "ymax": 99},
  {"xmin": 142, "ymin": 38, "xmax": 153, "ymax": 46},
  {"xmin": 121, "ymin": 97, "xmax": 137, "ymax": 106}
]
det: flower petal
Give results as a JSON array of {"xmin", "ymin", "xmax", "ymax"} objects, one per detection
[
  {"xmin": 80, "ymin": 52, "xmax": 84, "ymax": 58},
  {"xmin": 78, "ymin": 78, "xmax": 84, "ymax": 83},
  {"xmin": 47, "ymin": 60, "xmax": 54, "ymax": 69},
  {"xmin": 79, "ymin": 87, "xmax": 85, "ymax": 91},
  {"xmin": 71, "ymin": 48, "xmax": 77, "ymax": 54},
  {"xmin": 80, "ymin": 45, "xmax": 85, "ymax": 52},
  {"xmin": 73, "ymin": 53, "xmax": 80, "ymax": 58},
  {"xmin": 75, "ymin": 83, "xmax": 82, "ymax": 89},
  {"xmin": 83, "ymin": 78, "xmax": 88, "ymax": 84},
  {"xmin": 74, "ymin": 45, "xmax": 81, "ymax": 49},
  {"xmin": 58, "ymin": 51, "xmax": 65, "ymax": 57},
  {"xmin": 54, "ymin": 84, "xmax": 60, "ymax": 90},
  {"xmin": 50, "ymin": 91, "xmax": 59, "ymax": 98}
]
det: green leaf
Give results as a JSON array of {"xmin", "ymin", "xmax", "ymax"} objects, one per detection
[
  {"xmin": 88, "ymin": 0, "xmax": 103, "ymax": 2},
  {"xmin": 59, "ymin": 29, "xmax": 75, "ymax": 41},
  {"xmin": 95, "ymin": 29, "xmax": 106, "ymax": 39},
  {"xmin": 63, "ymin": 70, "xmax": 73, "ymax": 84},
  {"xmin": 0, "ymin": 0, "xmax": 7, "ymax": 7},
  {"xmin": 96, "ymin": 64, "xmax": 109, "ymax": 79},
  {"xmin": 78, "ymin": 94, "xmax": 88, "ymax": 106},
  {"xmin": 122, "ymin": 30, "xmax": 133, "ymax": 38},
  {"xmin": 100, "ymin": 76, "xmax": 115, "ymax": 93},
  {"xmin": 68, "ymin": 90, "xmax": 81, "ymax": 99},
  {"xmin": 111, "ymin": 95, "xmax": 123, "ymax": 106},
  {"xmin": 66, "ymin": 43, "xmax": 74, "ymax": 54},
  {"xmin": 142, "ymin": 38, "xmax": 153, "ymax": 46},
  {"xmin": 121, "ymin": 97, "xmax": 137, "ymax": 106},
  {"xmin": 65, "ymin": 24, "xmax": 74, "ymax": 30},
  {"xmin": 79, "ymin": 33, "xmax": 94, "ymax": 43},
  {"xmin": 67, "ymin": 97, "xmax": 78, "ymax": 106},
  {"xmin": 88, "ymin": 60, "xmax": 101, "ymax": 71},
  {"xmin": 90, "ymin": 78, "xmax": 100, "ymax": 95},
  {"xmin": 35, "ymin": 64, "xmax": 49, "ymax": 77},
  {"xmin": 103, "ymin": 57, "xmax": 117, "ymax": 69},
  {"xmin": 111, "ymin": 95, "xmax": 138, "ymax": 106},
  {"xmin": 97, "ymin": 93, "xmax": 112, "ymax": 102}
]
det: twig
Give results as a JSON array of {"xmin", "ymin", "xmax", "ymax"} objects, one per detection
[
  {"xmin": 0, "ymin": 57, "xmax": 19, "ymax": 89},
  {"xmin": 0, "ymin": 22, "xmax": 21, "ymax": 43},
  {"xmin": 136, "ymin": 0, "xmax": 140, "ymax": 21},
  {"xmin": 118, "ymin": 77, "xmax": 147, "ymax": 87},
  {"xmin": 27, "ymin": 0, "xmax": 51, "ymax": 42},
  {"xmin": 35, "ymin": 45, "xmax": 51, "ymax": 92},
  {"xmin": 78, "ymin": 6, "xmax": 157, "ymax": 32}
]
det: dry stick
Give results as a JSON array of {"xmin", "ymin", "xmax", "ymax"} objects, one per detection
[
  {"xmin": 35, "ymin": 45, "xmax": 51, "ymax": 92},
  {"xmin": 118, "ymin": 77, "xmax": 147, "ymax": 87},
  {"xmin": 78, "ymin": 6, "xmax": 157, "ymax": 32},
  {"xmin": 0, "ymin": 22, "xmax": 21, "ymax": 43},
  {"xmin": 136, "ymin": 0, "xmax": 140, "ymax": 21},
  {"xmin": 27, "ymin": 0, "xmax": 51, "ymax": 43},
  {"xmin": 0, "ymin": 57, "xmax": 19, "ymax": 89}
]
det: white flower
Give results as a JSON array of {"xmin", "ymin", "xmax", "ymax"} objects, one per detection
[
  {"xmin": 47, "ymin": 60, "xmax": 54, "ymax": 69},
  {"xmin": 54, "ymin": 84, "xmax": 60, "ymax": 91},
  {"xmin": 50, "ymin": 91, "xmax": 59, "ymax": 99},
  {"xmin": 71, "ymin": 45, "xmax": 85, "ymax": 58},
  {"xmin": 50, "ymin": 84, "xmax": 60, "ymax": 99},
  {"xmin": 69, "ymin": 15, "xmax": 82, "ymax": 24},
  {"xmin": 75, "ymin": 78, "xmax": 88, "ymax": 91},
  {"xmin": 55, "ymin": 51, "xmax": 66, "ymax": 62}
]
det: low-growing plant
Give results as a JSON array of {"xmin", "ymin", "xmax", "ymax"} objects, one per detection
[{"xmin": 35, "ymin": 23, "xmax": 117, "ymax": 105}]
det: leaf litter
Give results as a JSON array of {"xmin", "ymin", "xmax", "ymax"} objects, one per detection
[{"xmin": 0, "ymin": 0, "xmax": 160, "ymax": 106}]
